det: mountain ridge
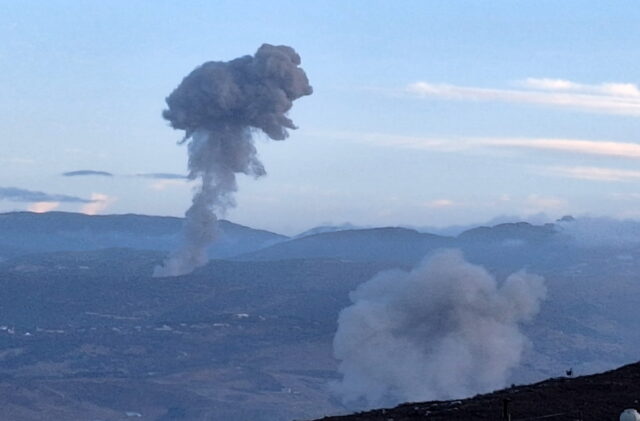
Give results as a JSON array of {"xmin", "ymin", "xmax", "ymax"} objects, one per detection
[
  {"xmin": 311, "ymin": 360, "xmax": 640, "ymax": 421},
  {"xmin": 0, "ymin": 211, "xmax": 288, "ymax": 259},
  {"xmin": 1, "ymin": 212, "xmax": 566, "ymax": 265}
]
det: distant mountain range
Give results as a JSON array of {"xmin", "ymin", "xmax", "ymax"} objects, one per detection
[
  {"xmin": 2, "ymin": 211, "xmax": 640, "ymax": 420},
  {"xmin": 0, "ymin": 211, "xmax": 287, "ymax": 259},
  {"xmin": 0, "ymin": 211, "xmax": 563, "ymax": 266},
  {"xmin": 237, "ymin": 227, "xmax": 452, "ymax": 264},
  {"xmin": 293, "ymin": 223, "xmax": 364, "ymax": 239}
]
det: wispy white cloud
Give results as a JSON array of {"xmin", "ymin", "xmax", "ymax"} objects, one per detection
[
  {"xmin": 0, "ymin": 187, "xmax": 92, "ymax": 203},
  {"xmin": 547, "ymin": 166, "xmax": 640, "ymax": 182},
  {"xmin": 479, "ymin": 137, "xmax": 640, "ymax": 159},
  {"xmin": 321, "ymin": 131, "xmax": 640, "ymax": 160},
  {"xmin": 517, "ymin": 78, "xmax": 581, "ymax": 91},
  {"xmin": 80, "ymin": 193, "xmax": 116, "ymax": 215},
  {"xmin": 27, "ymin": 201, "xmax": 60, "ymax": 213},
  {"xmin": 518, "ymin": 78, "xmax": 640, "ymax": 97},
  {"xmin": 407, "ymin": 79, "xmax": 640, "ymax": 116},
  {"xmin": 423, "ymin": 199, "xmax": 455, "ymax": 209},
  {"xmin": 149, "ymin": 179, "xmax": 189, "ymax": 191}
]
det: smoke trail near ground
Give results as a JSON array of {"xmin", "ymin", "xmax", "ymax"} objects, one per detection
[
  {"xmin": 154, "ymin": 44, "xmax": 312, "ymax": 277},
  {"xmin": 331, "ymin": 249, "xmax": 546, "ymax": 408}
]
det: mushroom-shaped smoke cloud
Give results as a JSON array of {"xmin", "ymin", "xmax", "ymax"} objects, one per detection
[
  {"xmin": 332, "ymin": 249, "xmax": 546, "ymax": 408},
  {"xmin": 154, "ymin": 44, "xmax": 312, "ymax": 277}
]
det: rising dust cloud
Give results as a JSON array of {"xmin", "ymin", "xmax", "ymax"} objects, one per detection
[
  {"xmin": 332, "ymin": 249, "xmax": 546, "ymax": 407},
  {"xmin": 154, "ymin": 44, "xmax": 312, "ymax": 277}
]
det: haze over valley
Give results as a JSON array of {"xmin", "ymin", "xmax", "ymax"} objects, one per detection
[{"xmin": 2, "ymin": 212, "xmax": 640, "ymax": 419}]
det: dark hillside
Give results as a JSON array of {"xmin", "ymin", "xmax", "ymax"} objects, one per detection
[
  {"xmin": 312, "ymin": 361, "xmax": 640, "ymax": 421},
  {"xmin": 0, "ymin": 211, "xmax": 287, "ymax": 258},
  {"xmin": 237, "ymin": 227, "xmax": 452, "ymax": 264}
]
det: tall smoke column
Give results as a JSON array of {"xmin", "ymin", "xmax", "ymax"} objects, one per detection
[
  {"xmin": 332, "ymin": 249, "xmax": 546, "ymax": 408},
  {"xmin": 154, "ymin": 44, "xmax": 312, "ymax": 277}
]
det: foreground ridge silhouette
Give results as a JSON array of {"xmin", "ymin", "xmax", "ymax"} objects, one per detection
[{"xmin": 313, "ymin": 361, "xmax": 640, "ymax": 421}]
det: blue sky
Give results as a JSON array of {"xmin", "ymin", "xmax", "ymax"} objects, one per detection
[{"xmin": 2, "ymin": 1, "xmax": 640, "ymax": 234}]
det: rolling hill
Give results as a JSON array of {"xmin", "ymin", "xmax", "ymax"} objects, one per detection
[{"xmin": 0, "ymin": 211, "xmax": 287, "ymax": 259}]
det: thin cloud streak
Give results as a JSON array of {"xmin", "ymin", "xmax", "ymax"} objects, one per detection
[
  {"xmin": 59, "ymin": 171, "xmax": 189, "ymax": 179},
  {"xmin": 548, "ymin": 166, "xmax": 640, "ymax": 182},
  {"xmin": 149, "ymin": 179, "xmax": 189, "ymax": 191},
  {"xmin": 518, "ymin": 78, "xmax": 640, "ymax": 97},
  {"xmin": 0, "ymin": 187, "xmax": 94, "ymax": 203},
  {"xmin": 480, "ymin": 137, "xmax": 640, "ymax": 159},
  {"xmin": 324, "ymin": 131, "xmax": 640, "ymax": 160},
  {"xmin": 407, "ymin": 80, "xmax": 640, "ymax": 116},
  {"xmin": 135, "ymin": 173, "xmax": 188, "ymax": 180},
  {"xmin": 62, "ymin": 170, "xmax": 113, "ymax": 177}
]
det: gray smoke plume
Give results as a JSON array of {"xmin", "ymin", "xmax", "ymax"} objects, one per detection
[
  {"xmin": 331, "ymin": 249, "xmax": 546, "ymax": 407},
  {"xmin": 154, "ymin": 44, "xmax": 312, "ymax": 277}
]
